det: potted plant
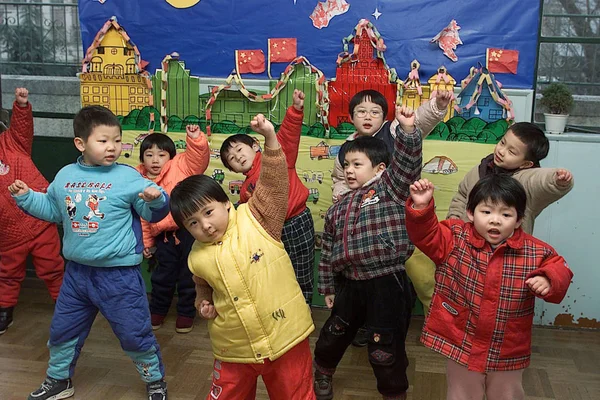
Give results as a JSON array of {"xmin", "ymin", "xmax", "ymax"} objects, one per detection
[{"xmin": 540, "ymin": 83, "xmax": 574, "ymax": 134}]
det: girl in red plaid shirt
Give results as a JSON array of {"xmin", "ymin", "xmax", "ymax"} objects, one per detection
[{"xmin": 406, "ymin": 174, "xmax": 573, "ymax": 400}]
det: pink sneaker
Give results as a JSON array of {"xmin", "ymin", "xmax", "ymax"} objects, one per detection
[
  {"xmin": 175, "ymin": 315, "xmax": 194, "ymax": 334},
  {"xmin": 151, "ymin": 314, "xmax": 166, "ymax": 331}
]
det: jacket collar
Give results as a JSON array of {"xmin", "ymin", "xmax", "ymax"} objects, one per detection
[
  {"xmin": 244, "ymin": 151, "xmax": 262, "ymax": 179},
  {"xmin": 465, "ymin": 222, "xmax": 525, "ymax": 250},
  {"xmin": 361, "ymin": 170, "xmax": 384, "ymax": 187}
]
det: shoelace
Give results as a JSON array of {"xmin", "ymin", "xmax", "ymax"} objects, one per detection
[
  {"xmin": 40, "ymin": 378, "xmax": 56, "ymax": 392},
  {"xmin": 148, "ymin": 387, "xmax": 166, "ymax": 395}
]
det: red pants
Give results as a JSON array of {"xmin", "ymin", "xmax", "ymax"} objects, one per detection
[
  {"xmin": 206, "ymin": 339, "xmax": 315, "ymax": 400},
  {"xmin": 0, "ymin": 226, "xmax": 64, "ymax": 307}
]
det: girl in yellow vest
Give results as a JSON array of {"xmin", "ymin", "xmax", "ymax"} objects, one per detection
[{"xmin": 170, "ymin": 114, "xmax": 315, "ymax": 400}]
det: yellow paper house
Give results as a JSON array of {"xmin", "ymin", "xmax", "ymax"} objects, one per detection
[
  {"xmin": 400, "ymin": 60, "xmax": 431, "ymax": 110},
  {"xmin": 428, "ymin": 66, "xmax": 456, "ymax": 121},
  {"xmin": 79, "ymin": 16, "xmax": 151, "ymax": 116}
]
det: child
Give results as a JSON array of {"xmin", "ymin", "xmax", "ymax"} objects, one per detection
[
  {"xmin": 9, "ymin": 105, "xmax": 171, "ymax": 400},
  {"xmin": 219, "ymin": 89, "xmax": 315, "ymax": 303},
  {"xmin": 0, "ymin": 88, "xmax": 64, "ymax": 335},
  {"xmin": 170, "ymin": 114, "xmax": 315, "ymax": 400},
  {"xmin": 136, "ymin": 126, "xmax": 210, "ymax": 333},
  {"xmin": 447, "ymin": 122, "xmax": 574, "ymax": 234},
  {"xmin": 406, "ymin": 174, "xmax": 573, "ymax": 400},
  {"xmin": 331, "ymin": 89, "xmax": 451, "ymax": 344},
  {"xmin": 313, "ymin": 106, "xmax": 421, "ymax": 400}
]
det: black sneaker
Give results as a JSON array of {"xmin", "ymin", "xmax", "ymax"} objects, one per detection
[
  {"xmin": 147, "ymin": 379, "xmax": 168, "ymax": 400},
  {"xmin": 0, "ymin": 306, "xmax": 13, "ymax": 335},
  {"xmin": 28, "ymin": 377, "xmax": 74, "ymax": 400},
  {"xmin": 351, "ymin": 326, "xmax": 368, "ymax": 347},
  {"xmin": 314, "ymin": 371, "xmax": 333, "ymax": 400}
]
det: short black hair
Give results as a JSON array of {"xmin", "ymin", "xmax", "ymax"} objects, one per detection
[
  {"xmin": 219, "ymin": 134, "xmax": 256, "ymax": 171},
  {"xmin": 348, "ymin": 89, "xmax": 389, "ymax": 118},
  {"xmin": 170, "ymin": 175, "xmax": 230, "ymax": 229},
  {"xmin": 139, "ymin": 133, "xmax": 176, "ymax": 162},
  {"xmin": 467, "ymin": 174, "xmax": 527, "ymax": 220},
  {"xmin": 506, "ymin": 122, "xmax": 549, "ymax": 166},
  {"xmin": 344, "ymin": 136, "xmax": 390, "ymax": 167},
  {"xmin": 73, "ymin": 105, "xmax": 121, "ymax": 141}
]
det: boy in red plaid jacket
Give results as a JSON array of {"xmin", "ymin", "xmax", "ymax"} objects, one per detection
[
  {"xmin": 406, "ymin": 174, "xmax": 573, "ymax": 400},
  {"xmin": 313, "ymin": 107, "xmax": 421, "ymax": 400}
]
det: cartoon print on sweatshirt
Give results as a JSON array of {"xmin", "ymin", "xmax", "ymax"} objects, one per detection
[
  {"xmin": 0, "ymin": 159, "xmax": 9, "ymax": 175},
  {"xmin": 83, "ymin": 194, "xmax": 106, "ymax": 221},
  {"xmin": 64, "ymin": 196, "xmax": 77, "ymax": 220}
]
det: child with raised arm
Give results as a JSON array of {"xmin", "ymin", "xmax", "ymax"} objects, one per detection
[
  {"xmin": 406, "ymin": 174, "xmax": 573, "ymax": 400},
  {"xmin": 219, "ymin": 89, "xmax": 315, "ymax": 303},
  {"xmin": 0, "ymin": 88, "xmax": 64, "ymax": 335},
  {"xmin": 313, "ymin": 106, "xmax": 422, "ymax": 400},
  {"xmin": 10, "ymin": 105, "xmax": 171, "ymax": 400},
  {"xmin": 170, "ymin": 114, "xmax": 315, "ymax": 400},
  {"xmin": 136, "ymin": 126, "xmax": 210, "ymax": 333}
]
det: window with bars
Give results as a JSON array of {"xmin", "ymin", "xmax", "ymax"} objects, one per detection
[{"xmin": 535, "ymin": 0, "xmax": 600, "ymax": 132}]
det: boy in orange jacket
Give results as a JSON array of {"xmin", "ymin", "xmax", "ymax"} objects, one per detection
[{"xmin": 136, "ymin": 126, "xmax": 210, "ymax": 333}]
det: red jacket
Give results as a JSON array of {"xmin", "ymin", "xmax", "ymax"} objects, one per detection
[
  {"xmin": 406, "ymin": 198, "xmax": 573, "ymax": 373},
  {"xmin": 136, "ymin": 132, "xmax": 210, "ymax": 248},
  {"xmin": 239, "ymin": 106, "xmax": 309, "ymax": 220},
  {"xmin": 0, "ymin": 102, "xmax": 55, "ymax": 251}
]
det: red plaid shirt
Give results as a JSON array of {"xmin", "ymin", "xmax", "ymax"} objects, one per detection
[
  {"xmin": 406, "ymin": 199, "xmax": 573, "ymax": 372},
  {"xmin": 318, "ymin": 128, "xmax": 422, "ymax": 295}
]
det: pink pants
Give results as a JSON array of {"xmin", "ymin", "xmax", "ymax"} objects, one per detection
[{"xmin": 446, "ymin": 359, "xmax": 525, "ymax": 400}]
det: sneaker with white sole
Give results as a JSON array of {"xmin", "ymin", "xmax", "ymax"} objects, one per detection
[
  {"xmin": 147, "ymin": 379, "xmax": 168, "ymax": 400},
  {"xmin": 28, "ymin": 377, "xmax": 74, "ymax": 400}
]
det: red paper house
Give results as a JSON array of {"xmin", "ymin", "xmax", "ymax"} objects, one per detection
[{"xmin": 328, "ymin": 26, "xmax": 398, "ymax": 128}]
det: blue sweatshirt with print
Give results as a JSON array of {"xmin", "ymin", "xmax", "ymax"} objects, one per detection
[{"xmin": 14, "ymin": 157, "xmax": 170, "ymax": 267}]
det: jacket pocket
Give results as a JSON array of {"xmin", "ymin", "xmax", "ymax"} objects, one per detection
[
  {"xmin": 425, "ymin": 294, "xmax": 468, "ymax": 347},
  {"xmin": 499, "ymin": 314, "xmax": 533, "ymax": 359}
]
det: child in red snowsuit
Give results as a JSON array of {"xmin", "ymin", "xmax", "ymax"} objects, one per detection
[{"xmin": 0, "ymin": 88, "xmax": 64, "ymax": 334}]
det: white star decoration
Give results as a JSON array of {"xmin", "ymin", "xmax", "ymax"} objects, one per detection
[{"xmin": 372, "ymin": 7, "xmax": 382, "ymax": 20}]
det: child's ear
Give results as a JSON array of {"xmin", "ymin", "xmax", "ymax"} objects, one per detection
[
  {"xmin": 515, "ymin": 217, "xmax": 523, "ymax": 229},
  {"xmin": 73, "ymin": 137, "xmax": 85, "ymax": 152},
  {"xmin": 519, "ymin": 160, "xmax": 534, "ymax": 169},
  {"xmin": 376, "ymin": 162, "xmax": 386, "ymax": 173},
  {"xmin": 252, "ymin": 143, "xmax": 260, "ymax": 152},
  {"xmin": 466, "ymin": 208, "xmax": 475, "ymax": 222}
]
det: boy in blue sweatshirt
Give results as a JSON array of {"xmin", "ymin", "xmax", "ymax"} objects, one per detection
[{"xmin": 9, "ymin": 106, "xmax": 171, "ymax": 400}]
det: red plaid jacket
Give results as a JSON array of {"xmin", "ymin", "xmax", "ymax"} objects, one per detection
[
  {"xmin": 318, "ymin": 127, "xmax": 422, "ymax": 295},
  {"xmin": 406, "ymin": 199, "xmax": 573, "ymax": 372}
]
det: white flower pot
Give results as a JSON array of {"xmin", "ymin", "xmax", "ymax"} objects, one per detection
[{"xmin": 544, "ymin": 113, "xmax": 569, "ymax": 134}]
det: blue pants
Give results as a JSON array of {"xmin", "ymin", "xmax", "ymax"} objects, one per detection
[{"xmin": 47, "ymin": 261, "xmax": 164, "ymax": 383}]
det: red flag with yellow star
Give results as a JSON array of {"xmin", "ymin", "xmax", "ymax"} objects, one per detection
[
  {"xmin": 235, "ymin": 50, "xmax": 265, "ymax": 74},
  {"xmin": 268, "ymin": 38, "xmax": 297, "ymax": 63},
  {"xmin": 486, "ymin": 48, "xmax": 519, "ymax": 74}
]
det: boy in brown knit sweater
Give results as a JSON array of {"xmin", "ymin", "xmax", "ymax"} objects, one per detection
[{"xmin": 170, "ymin": 114, "xmax": 315, "ymax": 400}]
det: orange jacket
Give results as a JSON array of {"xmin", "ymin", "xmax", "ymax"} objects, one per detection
[{"xmin": 136, "ymin": 132, "xmax": 210, "ymax": 248}]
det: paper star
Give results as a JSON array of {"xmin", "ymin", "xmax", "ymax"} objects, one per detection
[{"xmin": 372, "ymin": 7, "xmax": 382, "ymax": 20}]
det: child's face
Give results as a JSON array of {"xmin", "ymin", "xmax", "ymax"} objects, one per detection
[
  {"xmin": 344, "ymin": 151, "xmax": 386, "ymax": 190},
  {"xmin": 143, "ymin": 144, "xmax": 172, "ymax": 178},
  {"xmin": 183, "ymin": 200, "xmax": 231, "ymax": 243},
  {"xmin": 351, "ymin": 100, "xmax": 385, "ymax": 137},
  {"xmin": 224, "ymin": 141, "xmax": 260, "ymax": 173},
  {"xmin": 493, "ymin": 130, "xmax": 533, "ymax": 170},
  {"xmin": 75, "ymin": 125, "xmax": 122, "ymax": 166},
  {"xmin": 467, "ymin": 200, "xmax": 522, "ymax": 246}
]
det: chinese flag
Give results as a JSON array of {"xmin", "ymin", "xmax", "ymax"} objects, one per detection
[
  {"xmin": 235, "ymin": 50, "xmax": 265, "ymax": 74},
  {"xmin": 486, "ymin": 48, "xmax": 519, "ymax": 74},
  {"xmin": 268, "ymin": 38, "xmax": 297, "ymax": 63}
]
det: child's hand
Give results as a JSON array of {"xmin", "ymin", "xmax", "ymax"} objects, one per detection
[
  {"xmin": 325, "ymin": 294, "xmax": 335, "ymax": 309},
  {"xmin": 292, "ymin": 89, "xmax": 305, "ymax": 111},
  {"xmin": 250, "ymin": 114, "xmax": 278, "ymax": 149},
  {"xmin": 526, "ymin": 276, "xmax": 551, "ymax": 296},
  {"xmin": 15, "ymin": 88, "xmax": 29, "ymax": 107},
  {"xmin": 139, "ymin": 187, "xmax": 162, "ymax": 202},
  {"xmin": 186, "ymin": 124, "xmax": 201, "ymax": 139},
  {"xmin": 409, "ymin": 179, "xmax": 435, "ymax": 209},
  {"xmin": 199, "ymin": 300, "xmax": 217, "ymax": 319},
  {"xmin": 8, "ymin": 179, "xmax": 30, "ymax": 196},
  {"xmin": 395, "ymin": 106, "xmax": 416, "ymax": 132},
  {"xmin": 555, "ymin": 169, "xmax": 573, "ymax": 187},
  {"xmin": 143, "ymin": 248, "xmax": 153, "ymax": 258},
  {"xmin": 435, "ymin": 90, "xmax": 453, "ymax": 110}
]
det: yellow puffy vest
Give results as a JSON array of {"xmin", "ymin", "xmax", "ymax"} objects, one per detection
[{"xmin": 188, "ymin": 204, "xmax": 314, "ymax": 363}]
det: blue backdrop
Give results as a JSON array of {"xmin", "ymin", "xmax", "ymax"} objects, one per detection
[{"xmin": 78, "ymin": 0, "xmax": 540, "ymax": 89}]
